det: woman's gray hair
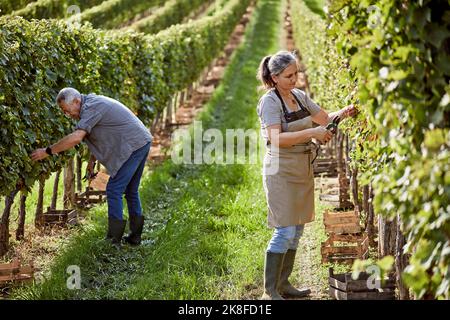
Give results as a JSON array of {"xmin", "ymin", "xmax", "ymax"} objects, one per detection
[
  {"xmin": 257, "ymin": 50, "xmax": 298, "ymax": 89},
  {"xmin": 268, "ymin": 51, "xmax": 297, "ymax": 75},
  {"xmin": 56, "ymin": 87, "xmax": 81, "ymax": 105}
]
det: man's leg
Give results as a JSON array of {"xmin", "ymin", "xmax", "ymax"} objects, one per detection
[
  {"xmin": 124, "ymin": 143, "xmax": 150, "ymax": 217},
  {"xmin": 123, "ymin": 143, "xmax": 151, "ymax": 245},
  {"xmin": 105, "ymin": 142, "xmax": 150, "ymax": 245}
]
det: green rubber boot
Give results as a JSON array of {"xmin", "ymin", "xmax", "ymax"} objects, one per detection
[
  {"xmin": 278, "ymin": 249, "xmax": 311, "ymax": 298},
  {"xmin": 261, "ymin": 251, "xmax": 285, "ymax": 300},
  {"xmin": 123, "ymin": 215, "xmax": 144, "ymax": 246},
  {"xmin": 106, "ymin": 217, "xmax": 126, "ymax": 248}
]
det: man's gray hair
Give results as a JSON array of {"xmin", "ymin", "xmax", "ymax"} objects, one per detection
[
  {"xmin": 56, "ymin": 87, "xmax": 81, "ymax": 105},
  {"xmin": 268, "ymin": 51, "xmax": 297, "ymax": 75}
]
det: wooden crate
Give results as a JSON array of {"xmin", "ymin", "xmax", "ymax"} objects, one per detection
[
  {"xmin": 329, "ymin": 268, "xmax": 396, "ymax": 300},
  {"xmin": 314, "ymin": 158, "xmax": 338, "ymax": 177},
  {"xmin": 0, "ymin": 259, "xmax": 34, "ymax": 287},
  {"xmin": 319, "ymin": 193, "xmax": 353, "ymax": 210},
  {"xmin": 323, "ymin": 210, "xmax": 361, "ymax": 234},
  {"xmin": 89, "ymin": 171, "xmax": 109, "ymax": 191},
  {"xmin": 321, "ymin": 233, "xmax": 369, "ymax": 264},
  {"xmin": 75, "ymin": 187, "xmax": 106, "ymax": 208},
  {"xmin": 42, "ymin": 208, "xmax": 78, "ymax": 227}
]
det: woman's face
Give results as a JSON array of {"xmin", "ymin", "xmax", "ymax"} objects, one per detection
[{"xmin": 272, "ymin": 62, "xmax": 298, "ymax": 91}]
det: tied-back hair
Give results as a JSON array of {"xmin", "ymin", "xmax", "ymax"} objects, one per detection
[{"xmin": 257, "ymin": 50, "xmax": 298, "ymax": 90}]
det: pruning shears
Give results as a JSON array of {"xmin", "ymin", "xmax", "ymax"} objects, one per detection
[
  {"xmin": 82, "ymin": 170, "xmax": 98, "ymax": 182},
  {"xmin": 83, "ymin": 160, "xmax": 98, "ymax": 182},
  {"xmin": 311, "ymin": 115, "xmax": 342, "ymax": 164},
  {"xmin": 325, "ymin": 115, "xmax": 341, "ymax": 134}
]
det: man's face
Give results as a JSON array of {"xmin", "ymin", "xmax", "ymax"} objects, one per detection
[{"xmin": 59, "ymin": 98, "xmax": 81, "ymax": 120}]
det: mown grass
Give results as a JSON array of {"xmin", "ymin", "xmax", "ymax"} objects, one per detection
[{"xmin": 10, "ymin": 0, "xmax": 282, "ymax": 300}]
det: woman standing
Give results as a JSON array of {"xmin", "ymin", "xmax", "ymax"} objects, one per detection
[{"xmin": 256, "ymin": 51, "xmax": 357, "ymax": 300}]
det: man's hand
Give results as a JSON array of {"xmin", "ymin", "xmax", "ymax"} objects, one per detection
[
  {"xmin": 341, "ymin": 104, "xmax": 358, "ymax": 119},
  {"xmin": 83, "ymin": 156, "xmax": 97, "ymax": 182},
  {"xmin": 31, "ymin": 148, "xmax": 49, "ymax": 161}
]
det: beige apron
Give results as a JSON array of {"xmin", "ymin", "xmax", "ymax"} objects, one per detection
[{"xmin": 262, "ymin": 113, "xmax": 315, "ymax": 228}]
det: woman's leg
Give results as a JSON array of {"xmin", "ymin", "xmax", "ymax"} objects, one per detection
[
  {"xmin": 267, "ymin": 226, "xmax": 297, "ymax": 253},
  {"xmin": 279, "ymin": 224, "xmax": 311, "ymax": 297},
  {"xmin": 262, "ymin": 226, "xmax": 297, "ymax": 300}
]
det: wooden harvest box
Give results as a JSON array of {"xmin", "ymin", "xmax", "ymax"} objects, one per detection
[
  {"xmin": 329, "ymin": 268, "xmax": 396, "ymax": 300},
  {"xmin": 42, "ymin": 208, "xmax": 78, "ymax": 227},
  {"xmin": 314, "ymin": 158, "xmax": 338, "ymax": 177},
  {"xmin": 324, "ymin": 210, "xmax": 361, "ymax": 234},
  {"xmin": 89, "ymin": 171, "xmax": 109, "ymax": 191},
  {"xmin": 319, "ymin": 193, "xmax": 353, "ymax": 210},
  {"xmin": 321, "ymin": 233, "xmax": 369, "ymax": 264},
  {"xmin": 75, "ymin": 187, "xmax": 107, "ymax": 208},
  {"xmin": 0, "ymin": 259, "xmax": 34, "ymax": 286}
]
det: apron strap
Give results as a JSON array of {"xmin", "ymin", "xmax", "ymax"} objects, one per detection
[
  {"xmin": 291, "ymin": 90, "xmax": 309, "ymax": 113},
  {"xmin": 273, "ymin": 88, "xmax": 311, "ymax": 121},
  {"xmin": 273, "ymin": 88, "xmax": 291, "ymax": 115}
]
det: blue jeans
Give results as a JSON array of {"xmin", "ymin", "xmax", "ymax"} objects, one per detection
[
  {"xmin": 106, "ymin": 142, "xmax": 151, "ymax": 220},
  {"xmin": 267, "ymin": 225, "xmax": 304, "ymax": 253}
]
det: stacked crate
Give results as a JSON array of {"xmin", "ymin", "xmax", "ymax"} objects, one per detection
[
  {"xmin": 41, "ymin": 207, "xmax": 78, "ymax": 227},
  {"xmin": 328, "ymin": 268, "xmax": 396, "ymax": 300},
  {"xmin": 0, "ymin": 259, "xmax": 34, "ymax": 287},
  {"xmin": 321, "ymin": 210, "xmax": 369, "ymax": 264}
]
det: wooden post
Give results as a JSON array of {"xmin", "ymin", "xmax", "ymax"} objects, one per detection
[
  {"xmin": 365, "ymin": 184, "xmax": 376, "ymax": 247},
  {"xmin": 363, "ymin": 184, "xmax": 369, "ymax": 229},
  {"xmin": 64, "ymin": 158, "xmax": 75, "ymax": 209},
  {"xmin": 337, "ymin": 132, "xmax": 351, "ymax": 208},
  {"xmin": 0, "ymin": 188, "xmax": 19, "ymax": 257},
  {"xmin": 166, "ymin": 96, "xmax": 173, "ymax": 128},
  {"xmin": 35, "ymin": 179, "xmax": 45, "ymax": 228},
  {"xmin": 151, "ymin": 109, "xmax": 162, "ymax": 134},
  {"xmin": 378, "ymin": 214, "xmax": 397, "ymax": 258},
  {"xmin": 162, "ymin": 102, "xmax": 169, "ymax": 130},
  {"xmin": 51, "ymin": 170, "xmax": 61, "ymax": 210},
  {"xmin": 180, "ymin": 89, "xmax": 186, "ymax": 108},
  {"xmin": 16, "ymin": 192, "xmax": 27, "ymax": 241},
  {"xmin": 76, "ymin": 156, "xmax": 82, "ymax": 192},
  {"xmin": 187, "ymin": 84, "xmax": 193, "ymax": 101},
  {"xmin": 172, "ymin": 93, "xmax": 178, "ymax": 125},
  {"xmin": 395, "ymin": 213, "xmax": 410, "ymax": 300},
  {"xmin": 350, "ymin": 166, "xmax": 361, "ymax": 214}
]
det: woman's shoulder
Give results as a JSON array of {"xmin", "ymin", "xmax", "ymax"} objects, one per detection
[
  {"xmin": 259, "ymin": 89, "xmax": 280, "ymax": 105},
  {"xmin": 257, "ymin": 90, "xmax": 281, "ymax": 115}
]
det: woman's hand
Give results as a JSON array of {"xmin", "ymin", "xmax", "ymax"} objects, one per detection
[
  {"xmin": 313, "ymin": 127, "xmax": 333, "ymax": 144},
  {"xmin": 341, "ymin": 104, "xmax": 358, "ymax": 119}
]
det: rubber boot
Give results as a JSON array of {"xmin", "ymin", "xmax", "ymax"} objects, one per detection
[
  {"xmin": 261, "ymin": 251, "xmax": 285, "ymax": 300},
  {"xmin": 278, "ymin": 249, "xmax": 311, "ymax": 297},
  {"xmin": 106, "ymin": 217, "xmax": 126, "ymax": 248},
  {"xmin": 123, "ymin": 215, "xmax": 144, "ymax": 246}
]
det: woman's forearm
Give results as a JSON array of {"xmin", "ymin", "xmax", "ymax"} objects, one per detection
[
  {"xmin": 275, "ymin": 128, "xmax": 315, "ymax": 147},
  {"xmin": 328, "ymin": 110, "xmax": 343, "ymax": 122}
]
